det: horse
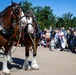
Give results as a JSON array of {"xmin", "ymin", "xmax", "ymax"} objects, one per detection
[
  {"xmin": 0, "ymin": 1, "xmax": 27, "ymax": 74},
  {"xmin": 21, "ymin": 10, "xmax": 41, "ymax": 70}
]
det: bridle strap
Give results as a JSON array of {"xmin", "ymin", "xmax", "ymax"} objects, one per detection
[
  {"xmin": 0, "ymin": 20, "xmax": 14, "ymax": 34},
  {"xmin": 27, "ymin": 23, "xmax": 33, "ymax": 26},
  {"xmin": 20, "ymin": 15, "xmax": 25, "ymax": 20}
]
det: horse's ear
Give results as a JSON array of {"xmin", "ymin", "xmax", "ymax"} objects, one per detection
[
  {"xmin": 19, "ymin": 2, "xmax": 22, "ymax": 5},
  {"xmin": 11, "ymin": 1, "xmax": 15, "ymax": 6},
  {"xmin": 11, "ymin": 0, "xmax": 14, "ymax": 5}
]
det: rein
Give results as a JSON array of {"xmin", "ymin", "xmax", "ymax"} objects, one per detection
[
  {"xmin": 28, "ymin": 33, "xmax": 36, "ymax": 46},
  {"xmin": 11, "ymin": 26, "xmax": 23, "ymax": 54},
  {"xmin": 11, "ymin": 33, "xmax": 21, "ymax": 54},
  {"xmin": 28, "ymin": 33, "xmax": 36, "ymax": 54}
]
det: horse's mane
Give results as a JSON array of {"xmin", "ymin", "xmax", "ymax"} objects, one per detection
[
  {"xmin": 0, "ymin": 5, "xmax": 12, "ymax": 18},
  {"xmin": 34, "ymin": 18, "xmax": 40, "ymax": 34}
]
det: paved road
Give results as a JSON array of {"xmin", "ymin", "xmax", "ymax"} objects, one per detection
[{"xmin": 0, "ymin": 46, "xmax": 76, "ymax": 75}]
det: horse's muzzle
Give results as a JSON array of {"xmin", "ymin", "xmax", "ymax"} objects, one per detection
[{"xmin": 28, "ymin": 29, "xmax": 34, "ymax": 34}]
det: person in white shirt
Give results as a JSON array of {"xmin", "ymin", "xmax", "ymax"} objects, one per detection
[{"xmin": 58, "ymin": 28, "xmax": 66, "ymax": 51}]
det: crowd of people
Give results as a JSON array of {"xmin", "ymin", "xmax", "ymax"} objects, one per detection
[{"xmin": 39, "ymin": 26, "xmax": 76, "ymax": 53}]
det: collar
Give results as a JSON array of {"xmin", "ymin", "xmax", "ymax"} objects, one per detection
[{"xmin": 0, "ymin": 20, "xmax": 14, "ymax": 34}]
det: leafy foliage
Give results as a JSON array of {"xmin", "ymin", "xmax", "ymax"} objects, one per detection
[{"xmin": 21, "ymin": 0, "xmax": 76, "ymax": 30}]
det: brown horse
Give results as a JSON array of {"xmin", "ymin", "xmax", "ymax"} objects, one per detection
[
  {"xmin": 0, "ymin": 1, "xmax": 27, "ymax": 74},
  {"xmin": 21, "ymin": 10, "xmax": 41, "ymax": 70}
]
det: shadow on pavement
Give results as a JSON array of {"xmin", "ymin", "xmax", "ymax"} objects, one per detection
[{"xmin": 0, "ymin": 57, "xmax": 32, "ymax": 72}]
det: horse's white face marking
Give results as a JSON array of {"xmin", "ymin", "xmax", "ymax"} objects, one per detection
[
  {"xmin": 27, "ymin": 17, "xmax": 34, "ymax": 34},
  {"xmin": 28, "ymin": 24, "xmax": 34, "ymax": 34},
  {"xmin": 27, "ymin": 17, "xmax": 32, "ymax": 23},
  {"xmin": 20, "ymin": 12, "xmax": 27, "ymax": 25}
]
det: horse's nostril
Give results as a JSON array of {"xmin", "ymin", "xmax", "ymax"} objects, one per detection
[{"xmin": 28, "ymin": 30, "xmax": 34, "ymax": 34}]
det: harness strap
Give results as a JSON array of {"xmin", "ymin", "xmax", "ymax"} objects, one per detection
[
  {"xmin": 0, "ymin": 21, "xmax": 3, "ymax": 30},
  {"xmin": 0, "ymin": 20, "xmax": 14, "ymax": 34}
]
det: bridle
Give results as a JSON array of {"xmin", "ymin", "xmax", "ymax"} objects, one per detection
[
  {"xmin": 23, "ymin": 15, "xmax": 41, "ymax": 43},
  {"xmin": 0, "ymin": 5, "xmax": 26, "ymax": 34},
  {"xmin": 24, "ymin": 19, "xmax": 36, "ymax": 36}
]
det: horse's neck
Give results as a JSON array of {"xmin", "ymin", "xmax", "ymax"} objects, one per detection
[{"xmin": 0, "ymin": 11, "xmax": 12, "ymax": 29}]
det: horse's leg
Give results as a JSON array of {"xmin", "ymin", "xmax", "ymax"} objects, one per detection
[
  {"xmin": 2, "ymin": 50, "xmax": 11, "ymax": 74},
  {"xmin": 2, "ymin": 42, "xmax": 14, "ymax": 74},
  {"xmin": 0, "ymin": 38, "xmax": 10, "ymax": 74},
  {"xmin": 23, "ymin": 46, "xmax": 31, "ymax": 70},
  {"xmin": 31, "ymin": 40, "xmax": 39, "ymax": 70},
  {"xmin": 7, "ymin": 43, "xmax": 14, "ymax": 63},
  {"xmin": 3, "ymin": 53, "xmax": 11, "ymax": 74}
]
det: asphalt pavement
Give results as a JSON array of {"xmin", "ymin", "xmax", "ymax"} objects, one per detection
[{"xmin": 0, "ymin": 46, "xmax": 76, "ymax": 75}]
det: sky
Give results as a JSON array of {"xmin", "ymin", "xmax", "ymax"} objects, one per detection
[{"xmin": 0, "ymin": 0, "xmax": 76, "ymax": 17}]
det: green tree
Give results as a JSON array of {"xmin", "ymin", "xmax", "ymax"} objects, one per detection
[
  {"xmin": 72, "ymin": 17, "xmax": 76, "ymax": 27},
  {"xmin": 56, "ymin": 17, "xmax": 64, "ymax": 29},
  {"xmin": 33, "ymin": 6, "xmax": 56, "ymax": 30},
  {"xmin": 21, "ymin": 1, "xmax": 76, "ymax": 30},
  {"xmin": 21, "ymin": 0, "xmax": 33, "ymax": 12},
  {"xmin": 62, "ymin": 12, "xmax": 73, "ymax": 29}
]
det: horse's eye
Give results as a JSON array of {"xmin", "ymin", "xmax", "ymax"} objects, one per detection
[{"xmin": 15, "ymin": 9, "xmax": 19, "ymax": 15}]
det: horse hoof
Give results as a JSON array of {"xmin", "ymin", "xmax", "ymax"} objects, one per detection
[
  {"xmin": 23, "ymin": 65, "xmax": 31, "ymax": 71},
  {"xmin": 2, "ymin": 69, "xmax": 10, "ymax": 74},
  {"xmin": 31, "ymin": 67, "xmax": 39, "ymax": 70},
  {"xmin": 25, "ymin": 68, "xmax": 32, "ymax": 71},
  {"xmin": 32, "ymin": 68, "xmax": 39, "ymax": 70},
  {"xmin": 31, "ymin": 64, "xmax": 39, "ymax": 70}
]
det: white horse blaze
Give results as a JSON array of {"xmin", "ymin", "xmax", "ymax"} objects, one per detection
[
  {"xmin": 21, "ymin": 12, "xmax": 27, "ymax": 24},
  {"xmin": 27, "ymin": 17, "xmax": 34, "ymax": 34},
  {"xmin": 28, "ymin": 24, "xmax": 34, "ymax": 34}
]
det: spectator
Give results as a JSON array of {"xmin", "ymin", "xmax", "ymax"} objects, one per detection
[
  {"xmin": 54, "ymin": 29, "xmax": 60, "ymax": 49},
  {"xmin": 61, "ymin": 26, "xmax": 66, "ymax": 37},
  {"xmin": 58, "ymin": 28, "xmax": 66, "ymax": 51},
  {"xmin": 45, "ymin": 29, "xmax": 50, "ymax": 47},
  {"xmin": 69, "ymin": 29, "xmax": 75, "ymax": 53},
  {"xmin": 66, "ymin": 29, "xmax": 71, "ymax": 50}
]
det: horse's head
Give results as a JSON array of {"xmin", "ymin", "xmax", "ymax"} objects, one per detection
[
  {"xmin": 0, "ymin": 1, "xmax": 27, "ymax": 34},
  {"xmin": 11, "ymin": 2, "xmax": 27, "ymax": 25},
  {"xmin": 25, "ymin": 10, "xmax": 38, "ymax": 35}
]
